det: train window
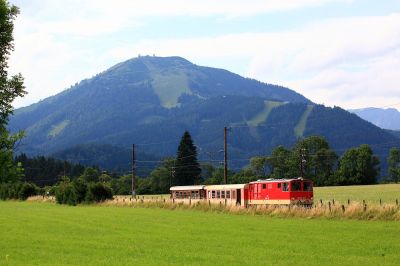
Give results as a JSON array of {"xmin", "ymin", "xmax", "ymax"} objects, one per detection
[
  {"xmin": 278, "ymin": 183, "xmax": 281, "ymax": 189},
  {"xmin": 282, "ymin": 183, "xmax": 289, "ymax": 192},
  {"xmin": 262, "ymin": 184, "xmax": 266, "ymax": 189},
  {"xmin": 217, "ymin": 191, "xmax": 220, "ymax": 198},
  {"xmin": 232, "ymin": 190, "xmax": 236, "ymax": 199},
  {"xmin": 291, "ymin": 182, "xmax": 301, "ymax": 191},
  {"xmin": 226, "ymin": 191, "xmax": 230, "ymax": 199},
  {"xmin": 212, "ymin": 191, "xmax": 216, "ymax": 198},
  {"xmin": 221, "ymin": 191, "xmax": 225, "ymax": 199},
  {"xmin": 303, "ymin": 182, "xmax": 313, "ymax": 191}
]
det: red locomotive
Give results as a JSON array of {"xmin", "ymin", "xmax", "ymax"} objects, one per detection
[{"xmin": 170, "ymin": 177, "xmax": 313, "ymax": 207}]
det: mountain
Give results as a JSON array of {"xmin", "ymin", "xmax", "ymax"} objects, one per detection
[
  {"xmin": 386, "ymin": 129, "xmax": 400, "ymax": 139},
  {"xmin": 9, "ymin": 56, "xmax": 400, "ymax": 173},
  {"xmin": 349, "ymin": 107, "xmax": 400, "ymax": 130}
]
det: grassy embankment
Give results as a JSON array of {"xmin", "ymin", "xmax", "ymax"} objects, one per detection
[{"xmin": 1, "ymin": 201, "xmax": 400, "ymax": 265}]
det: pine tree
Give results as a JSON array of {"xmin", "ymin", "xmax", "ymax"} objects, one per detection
[{"xmin": 174, "ymin": 131, "xmax": 201, "ymax": 185}]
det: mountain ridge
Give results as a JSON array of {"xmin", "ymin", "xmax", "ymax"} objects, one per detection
[
  {"xmin": 9, "ymin": 56, "xmax": 400, "ymax": 173},
  {"xmin": 349, "ymin": 107, "xmax": 400, "ymax": 130}
]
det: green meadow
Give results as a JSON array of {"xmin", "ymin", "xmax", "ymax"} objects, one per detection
[
  {"xmin": 314, "ymin": 184, "xmax": 400, "ymax": 204},
  {"xmin": 1, "ymin": 201, "xmax": 399, "ymax": 265}
]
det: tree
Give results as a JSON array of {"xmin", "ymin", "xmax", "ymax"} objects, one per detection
[
  {"xmin": 174, "ymin": 131, "xmax": 201, "ymax": 185},
  {"xmin": 249, "ymin": 156, "xmax": 272, "ymax": 177},
  {"xmin": 337, "ymin": 144, "xmax": 379, "ymax": 185},
  {"xmin": 149, "ymin": 157, "xmax": 176, "ymax": 194},
  {"xmin": 388, "ymin": 147, "xmax": 400, "ymax": 183},
  {"xmin": 269, "ymin": 146, "xmax": 292, "ymax": 179},
  {"xmin": 81, "ymin": 167, "xmax": 100, "ymax": 183},
  {"xmin": 0, "ymin": 0, "xmax": 26, "ymax": 183},
  {"xmin": 292, "ymin": 136, "xmax": 338, "ymax": 186}
]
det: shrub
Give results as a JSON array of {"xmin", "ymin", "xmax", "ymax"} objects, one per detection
[
  {"xmin": 0, "ymin": 182, "xmax": 38, "ymax": 200},
  {"xmin": 55, "ymin": 180, "xmax": 113, "ymax": 205},
  {"xmin": 86, "ymin": 182, "xmax": 113, "ymax": 203},
  {"xmin": 72, "ymin": 178, "xmax": 88, "ymax": 203},
  {"xmin": 55, "ymin": 181, "xmax": 77, "ymax": 206},
  {"xmin": 18, "ymin": 183, "xmax": 39, "ymax": 200}
]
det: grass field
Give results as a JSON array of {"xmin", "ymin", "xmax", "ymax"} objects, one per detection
[
  {"xmin": 1, "ymin": 201, "xmax": 400, "ymax": 265},
  {"xmin": 314, "ymin": 184, "xmax": 400, "ymax": 204}
]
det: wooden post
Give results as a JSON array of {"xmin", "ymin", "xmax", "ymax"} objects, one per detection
[
  {"xmin": 208, "ymin": 200, "xmax": 211, "ymax": 207},
  {"xmin": 347, "ymin": 199, "xmax": 350, "ymax": 205},
  {"xmin": 328, "ymin": 201, "xmax": 331, "ymax": 212},
  {"xmin": 396, "ymin": 199, "xmax": 398, "ymax": 206},
  {"xmin": 320, "ymin": 199, "xmax": 323, "ymax": 206},
  {"xmin": 341, "ymin": 205, "xmax": 345, "ymax": 213},
  {"xmin": 363, "ymin": 204, "xmax": 367, "ymax": 212},
  {"xmin": 379, "ymin": 199, "xmax": 382, "ymax": 206},
  {"xmin": 223, "ymin": 127, "xmax": 228, "ymax": 184},
  {"xmin": 332, "ymin": 199, "xmax": 335, "ymax": 205}
]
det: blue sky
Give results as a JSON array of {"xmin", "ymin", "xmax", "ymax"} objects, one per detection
[{"xmin": 9, "ymin": 0, "xmax": 400, "ymax": 110}]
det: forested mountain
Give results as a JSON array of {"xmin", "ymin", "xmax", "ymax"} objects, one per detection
[
  {"xmin": 8, "ymin": 56, "xmax": 400, "ymax": 172},
  {"xmin": 349, "ymin": 107, "xmax": 400, "ymax": 130}
]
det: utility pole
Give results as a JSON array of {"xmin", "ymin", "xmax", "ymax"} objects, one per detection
[
  {"xmin": 300, "ymin": 148, "xmax": 306, "ymax": 178},
  {"xmin": 132, "ymin": 144, "xmax": 136, "ymax": 197},
  {"xmin": 224, "ymin": 127, "xmax": 228, "ymax": 184}
]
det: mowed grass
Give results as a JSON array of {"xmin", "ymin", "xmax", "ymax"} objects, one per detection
[
  {"xmin": 1, "ymin": 202, "xmax": 400, "ymax": 265},
  {"xmin": 314, "ymin": 184, "xmax": 400, "ymax": 204}
]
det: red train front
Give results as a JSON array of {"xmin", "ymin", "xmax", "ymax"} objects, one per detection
[{"xmin": 247, "ymin": 178, "xmax": 313, "ymax": 206}]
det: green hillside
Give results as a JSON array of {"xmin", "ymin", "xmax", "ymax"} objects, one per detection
[{"xmin": 8, "ymin": 56, "xmax": 400, "ymax": 171}]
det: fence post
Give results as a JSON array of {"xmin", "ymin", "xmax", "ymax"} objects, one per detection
[
  {"xmin": 396, "ymin": 199, "xmax": 398, "ymax": 206},
  {"xmin": 320, "ymin": 199, "xmax": 323, "ymax": 206},
  {"xmin": 341, "ymin": 205, "xmax": 345, "ymax": 213},
  {"xmin": 208, "ymin": 200, "xmax": 211, "ymax": 207},
  {"xmin": 173, "ymin": 198, "xmax": 175, "ymax": 204},
  {"xmin": 347, "ymin": 199, "xmax": 350, "ymax": 205},
  {"xmin": 332, "ymin": 199, "xmax": 335, "ymax": 205},
  {"xmin": 363, "ymin": 204, "xmax": 367, "ymax": 212},
  {"xmin": 328, "ymin": 201, "xmax": 331, "ymax": 212},
  {"xmin": 379, "ymin": 199, "xmax": 382, "ymax": 206}
]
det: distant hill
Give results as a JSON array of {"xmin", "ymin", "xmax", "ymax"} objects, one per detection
[
  {"xmin": 9, "ymin": 56, "xmax": 400, "ymax": 173},
  {"xmin": 349, "ymin": 107, "xmax": 400, "ymax": 130}
]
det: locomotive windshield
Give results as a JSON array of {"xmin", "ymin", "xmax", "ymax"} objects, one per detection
[
  {"xmin": 291, "ymin": 181, "xmax": 301, "ymax": 191},
  {"xmin": 303, "ymin": 181, "xmax": 313, "ymax": 191}
]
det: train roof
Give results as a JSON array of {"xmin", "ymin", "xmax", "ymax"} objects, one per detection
[
  {"xmin": 170, "ymin": 185, "xmax": 205, "ymax": 191},
  {"xmin": 205, "ymin": 184, "xmax": 248, "ymax": 189},
  {"xmin": 249, "ymin": 177, "xmax": 311, "ymax": 184}
]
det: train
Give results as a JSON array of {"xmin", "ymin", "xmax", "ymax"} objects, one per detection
[{"xmin": 170, "ymin": 177, "xmax": 313, "ymax": 207}]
